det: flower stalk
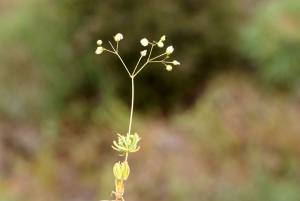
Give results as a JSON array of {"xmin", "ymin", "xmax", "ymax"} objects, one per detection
[{"xmin": 95, "ymin": 33, "xmax": 179, "ymax": 201}]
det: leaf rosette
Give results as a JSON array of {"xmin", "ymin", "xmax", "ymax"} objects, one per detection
[{"xmin": 112, "ymin": 133, "xmax": 141, "ymax": 155}]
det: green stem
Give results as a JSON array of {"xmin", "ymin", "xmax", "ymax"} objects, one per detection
[
  {"xmin": 128, "ymin": 77, "xmax": 134, "ymax": 136},
  {"xmin": 124, "ymin": 78, "xmax": 134, "ymax": 162}
]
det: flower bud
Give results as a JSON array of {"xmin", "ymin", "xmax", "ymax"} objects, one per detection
[
  {"xmin": 166, "ymin": 46, "xmax": 174, "ymax": 55},
  {"xmin": 160, "ymin": 35, "xmax": 166, "ymax": 41},
  {"xmin": 140, "ymin": 50, "xmax": 147, "ymax": 57},
  {"xmin": 95, "ymin": 46, "xmax": 104, "ymax": 54},
  {"xmin": 172, "ymin": 60, "xmax": 180, "ymax": 65},
  {"xmin": 114, "ymin": 33, "xmax": 123, "ymax": 42},
  {"xmin": 113, "ymin": 162, "xmax": 122, "ymax": 180},
  {"xmin": 157, "ymin": 41, "xmax": 164, "ymax": 48},
  {"xmin": 113, "ymin": 161, "xmax": 130, "ymax": 180},
  {"xmin": 97, "ymin": 40, "xmax": 102, "ymax": 46},
  {"xmin": 140, "ymin": 38, "xmax": 149, "ymax": 46},
  {"xmin": 122, "ymin": 162, "xmax": 130, "ymax": 180},
  {"xmin": 166, "ymin": 65, "xmax": 172, "ymax": 71}
]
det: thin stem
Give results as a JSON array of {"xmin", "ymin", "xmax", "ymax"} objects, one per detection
[
  {"xmin": 104, "ymin": 48, "xmax": 116, "ymax": 54},
  {"xmin": 109, "ymin": 41, "xmax": 131, "ymax": 76},
  {"xmin": 133, "ymin": 61, "xmax": 148, "ymax": 76},
  {"xmin": 125, "ymin": 78, "xmax": 135, "ymax": 163},
  {"xmin": 116, "ymin": 53, "xmax": 131, "ymax": 76},
  {"xmin": 148, "ymin": 60, "xmax": 164, "ymax": 63},
  {"xmin": 162, "ymin": 56, "xmax": 169, "ymax": 62},
  {"xmin": 109, "ymin": 41, "xmax": 116, "ymax": 52},
  {"xmin": 132, "ymin": 44, "xmax": 156, "ymax": 77},
  {"xmin": 128, "ymin": 77, "xmax": 134, "ymax": 136},
  {"xmin": 132, "ymin": 55, "xmax": 143, "ymax": 76},
  {"xmin": 150, "ymin": 53, "xmax": 166, "ymax": 61},
  {"xmin": 116, "ymin": 42, "xmax": 119, "ymax": 52},
  {"xmin": 147, "ymin": 44, "xmax": 155, "ymax": 61}
]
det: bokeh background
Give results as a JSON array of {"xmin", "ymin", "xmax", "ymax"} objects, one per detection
[{"xmin": 1, "ymin": 0, "xmax": 300, "ymax": 200}]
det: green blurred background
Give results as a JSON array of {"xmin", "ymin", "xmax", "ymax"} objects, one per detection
[{"xmin": 1, "ymin": 0, "xmax": 300, "ymax": 200}]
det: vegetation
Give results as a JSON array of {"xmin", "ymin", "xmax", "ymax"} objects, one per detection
[
  {"xmin": 241, "ymin": 0, "xmax": 300, "ymax": 89},
  {"xmin": 0, "ymin": 0, "xmax": 300, "ymax": 201}
]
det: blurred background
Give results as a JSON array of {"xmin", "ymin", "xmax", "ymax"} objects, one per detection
[{"xmin": 1, "ymin": 0, "xmax": 300, "ymax": 200}]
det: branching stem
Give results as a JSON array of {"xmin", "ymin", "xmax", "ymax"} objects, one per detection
[
  {"xmin": 147, "ymin": 44, "xmax": 155, "ymax": 61},
  {"xmin": 116, "ymin": 53, "xmax": 131, "ymax": 77},
  {"xmin": 109, "ymin": 41, "xmax": 116, "ymax": 51},
  {"xmin": 132, "ymin": 55, "xmax": 143, "ymax": 76},
  {"xmin": 150, "ymin": 53, "xmax": 166, "ymax": 61},
  {"xmin": 104, "ymin": 49, "xmax": 116, "ymax": 54},
  {"xmin": 148, "ymin": 60, "xmax": 165, "ymax": 63},
  {"xmin": 133, "ymin": 62, "xmax": 148, "ymax": 77},
  {"xmin": 109, "ymin": 41, "xmax": 131, "ymax": 77}
]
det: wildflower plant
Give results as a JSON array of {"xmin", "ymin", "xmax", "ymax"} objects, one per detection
[{"xmin": 95, "ymin": 33, "xmax": 180, "ymax": 201}]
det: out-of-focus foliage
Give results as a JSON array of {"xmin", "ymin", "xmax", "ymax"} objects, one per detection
[
  {"xmin": 170, "ymin": 72, "xmax": 300, "ymax": 201},
  {"xmin": 2, "ymin": 0, "xmax": 300, "ymax": 201},
  {"xmin": 0, "ymin": 0, "xmax": 110, "ymax": 120},
  {"xmin": 0, "ymin": 0, "xmax": 239, "ymax": 117},
  {"xmin": 2, "ymin": 72, "xmax": 300, "ymax": 201},
  {"xmin": 70, "ymin": 0, "xmax": 239, "ymax": 113},
  {"xmin": 241, "ymin": 0, "xmax": 300, "ymax": 89}
]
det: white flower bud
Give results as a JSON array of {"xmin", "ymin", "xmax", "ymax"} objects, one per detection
[
  {"xmin": 166, "ymin": 46, "xmax": 174, "ymax": 55},
  {"xmin": 157, "ymin": 41, "xmax": 164, "ymax": 48},
  {"xmin": 140, "ymin": 38, "xmax": 149, "ymax": 46},
  {"xmin": 166, "ymin": 65, "xmax": 172, "ymax": 71},
  {"xmin": 140, "ymin": 50, "xmax": 147, "ymax": 57},
  {"xmin": 160, "ymin": 35, "xmax": 166, "ymax": 41},
  {"xmin": 95, "ymin": 46, "xmax": 104, "ymax": 54},
  {"xmin": 172, "ymin": 60, "xmax": 180, "ymax": 65},
  {"xmin": 114, "ymin": 33, "xmax": 123, "ymax": 42},
  {"xmin": 97, "ymin": 40, "xmax": 102, "ymax": 46}
]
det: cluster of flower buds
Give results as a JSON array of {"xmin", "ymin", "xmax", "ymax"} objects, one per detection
[
  {"xmin": 113, "ymin": 161, "xmax": 130, "ymax": 180},
  {"xmin": 112, "ymin": 133, "xmax": 141, "ymax": 155},
  {"xmin": 139, "ymin": 35, "xmax": 179, "ymax": 71},
  {"xmin": 95, "ymin": 33, "xmax": 180, "ymax": 72},
  {"xmin": 165, "ymin": 60, "xmax": 180, "ymax": 71},
  {"xmin": 140, "ymin": 35, "xmax": 165, "ymax": 48},
  {"xmin": 158, "ymin": 35, "xmax": 165, "ymax": 48},
  {"xmin": 95, "ymin": 40, "xmax": 104, "ymax": 54}
]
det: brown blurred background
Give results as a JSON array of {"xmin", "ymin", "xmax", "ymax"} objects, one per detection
[{"xmin": 1, "ymin": 0, "xmax": 300, "ymax": 200}]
